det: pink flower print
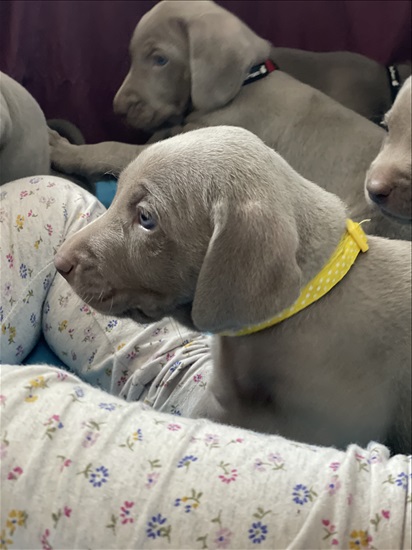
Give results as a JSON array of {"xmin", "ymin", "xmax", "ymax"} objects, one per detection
[
  {"xmin": 80, "ymin": 211, "xmax": 91, "ymax": 219},
  {"xmin": 0, "ymin": 441, "xmax": 8, "ymax": 459},
  {"xmin": 27, "ymin": 208, "xmax": 33, "ymax": 216},
  {"xmin": 56, "ymin": 371, "xmax": 68, "ymax": 381},
  {"xmin": 219, "ymin": 469, "xmax": 238, "ymax": 484},
  {"xmin": 146, "ymin": 472, "xmax": 160, "ymax": 489},
  {"xmin": 82, "ymin": 430, "xmax": 100, "ymax": 448},
  {"xmin": 64, "ymin": 506, "xmax": 72, "ymax": 518},
  {"xmin": 321, "ymin": 519, "xmax": 338, "ymax": 543},
  {"xmin": 193, "ymin": 373, "xmax": 203, "ymax": 383},
  {"xmin": 204, "ymin": 433, "xmax": 219, "ymax": 445},
  {"xmin": 6, "ymin": 253, "xmax": 14, "ymax": 268},
  {"xmin": 214, "ymin": 527, "xmax": 233, "ymax": 549},
  {"xmin": 326, "ymin": 475, "xmax": 341, "ymax": 495},
  {"xmin": 347, "ymin": 493, "xmax": 353, "ymax": 506},
  {"xmin": 0, "ymin": 395, "xmax": 6, "ymax": 407},
  {"xmin": 7, "ymin": 466, "xmax": 23, "ymax": 480},
  {"xmin": 235, "ymin": 438, "xmax": 243, "ymax": 443},
  {"xmin": 329, "ymin": 461, "xmax": 340, "ymax": 472},
  {"xmin": 120, "ymin": 501, "xmax": 135, "ymax": 524},
  {"xmin": 167, "ymin": 423, "xmax": 182, "ymax": 431},
  {"xmin": 60, "ymin": 458, "xmax": 72, "ymax": 472},
  {"xmin": 381, "ymin": 509, "xmax": 390, "ymax": 520},
  {"xmin": 166, "ymin": 351, "xmax": 175, "ymax": 361},
  {"xmin": 253, "ymin": 459, "xmax": 266, "ymax": 472},
  {"xmin": 20, "ymin": 190, "xmax": 29, "ymax": 199},
  {"xmin": 41, "ymin": 528, "xmax": 52, "ymax": 550},
  {"xmin": 45, "ymin": 223, "xmax": 53, "ymax": 236}
]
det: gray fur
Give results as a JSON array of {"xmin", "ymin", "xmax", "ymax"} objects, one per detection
[
  {"xmin": 365, "ymin": 76, "xmax": 411, "ymax": 222},
  {"xmin": 49, "ymin": 1, "xmax": 410, "ymax": 240},
  {"xmin": 55, "ymin": 126, "xmax": 411, "ymax": 454},
  {"xmin": 0, "ymin": 72, "xmax": 50, "ymax": 185}
]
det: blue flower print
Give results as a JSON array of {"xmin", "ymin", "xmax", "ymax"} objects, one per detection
[
  {"xmin": 44, "ymin": 301, "xmax": 50, "ymax": 315},
  {"xmin": 292, "ymin": 484, "xmax": 310, "ymax": 505},
  {"xmin": 74, "ymin": 386, "xmax": 85, "ymax": 398},
  {"xmin": 89, "ymin": 466, "xmax": 109, "ymax": 487},
  {"xmin": 177, "ymin": 455, "xmax": 198, "ymax": 469},
  {"xmin": 43, "ymin": 273, "xmax": 52, "ymax": 291},
  {"xmin": 0, "ymin": 306, "xmax": 3, "ymax": 322},
  {"xmin": 248, "ymin": 522, "xmax": 268, "ymax": 544},
  {"xmin": 99, "ymin": 403, "xmax": 116, "ymax": 411},
  {"xmin": 106, "ymin": 319, "xmax": 118, "ymax": 332},
  {"xmin": 19, "ymin": 263, "xmax": 28, "ymax": 278},
  {"xmin": 30, "ymin": 313, "xmax": 37, "ymax": 327},
  {"xmin": 169, "ymin": 361, "xmax": 182, "ymax": 373},
  {"xmin": 146, "ymin": 514, "xmax": 169, "ymax": 539},
  {"xmin": 395, "ymin": 472, "xmax": 410, "ymax": 490}
]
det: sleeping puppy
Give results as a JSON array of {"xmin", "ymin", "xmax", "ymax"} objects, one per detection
[
  {"xmin": 365, "ymin": 76, "xmax": 411, "ymax": 223},
  {"xmin": 55, "ymin": 126, "xmax": 411, "ymax": 454}
]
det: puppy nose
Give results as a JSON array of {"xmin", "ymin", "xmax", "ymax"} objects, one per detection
[
  {"xmin": 367, "ymin": 179, "xmax": 393, "ymax": 205},
  {"xmin": 113, "ymin": 91, "xmax": 133, "ymax": 116},
  {"xmin": 54, "ymin": 253, "xmax": 75, "ymax": 279}
]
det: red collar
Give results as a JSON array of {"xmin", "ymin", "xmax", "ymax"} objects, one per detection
[{"xmin": 243, "ymin": 60, "xmax": 278, "ymax": 86}]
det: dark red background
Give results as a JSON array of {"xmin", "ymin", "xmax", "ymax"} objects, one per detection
[{"xmin": 1, "ymin": 0, "xmax": 411, "ymax": 144}]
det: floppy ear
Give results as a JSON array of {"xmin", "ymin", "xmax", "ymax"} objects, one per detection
[
  {"xmin": 191, "ymin": 200, "xmax": 302, "ymax": 334},
  {"xmin": 185, "ymin": 12, "xmax": 267, "ymax": 112}
]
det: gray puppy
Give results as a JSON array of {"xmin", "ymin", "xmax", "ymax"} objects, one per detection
[
  {"xmin": 55, "ymin": 126, "xmax": 411, "ymax": 454},
  {"xmin": 0, "ymin": 72, "xmax": 49, "ymax": 185},
  {"xmin": 49, "ymin": 1, "xmax": 410, "ymax": 241},
  {"xmin": 365, "ymin": 76, "xmax": 412, "ymax": 223}
]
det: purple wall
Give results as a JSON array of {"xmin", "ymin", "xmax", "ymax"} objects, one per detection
[{"xmin": 0, "ymin": 0, "xmax": 411, "ymax": 144}]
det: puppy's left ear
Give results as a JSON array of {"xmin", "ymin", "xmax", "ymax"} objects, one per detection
[
  {"xmin": 191, "ymin": 200, "xmax": 302, "ymax": 334},
  {"xmin": 185, "ymin": 12, "xmax": 269, "ymax": 112}
]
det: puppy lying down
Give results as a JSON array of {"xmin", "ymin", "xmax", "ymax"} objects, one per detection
[{"xmin": 55, "ymin": 126, "xmax": 411, "ymax": 454}]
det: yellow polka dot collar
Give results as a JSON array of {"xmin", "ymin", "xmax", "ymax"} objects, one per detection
[{"xmin": 222, "ymin": 219, "xmax": 369, "ymax": 337}]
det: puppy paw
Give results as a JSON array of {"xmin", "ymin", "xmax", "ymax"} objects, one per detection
[{"xmin": 48, "ymin": 129, "xmax": 78, "ymax": 174}]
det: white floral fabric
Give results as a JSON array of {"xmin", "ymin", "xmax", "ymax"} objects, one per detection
[
  {"xmin": 0, "ymin": 176, "xmax": 212, "ymax": 417},
  {"xmin": 1, "ymin": 364, "xmax": 411, "ymax": 549}
]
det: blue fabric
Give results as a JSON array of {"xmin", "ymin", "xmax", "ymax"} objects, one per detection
[
  {"xmin": 24, "ymin": 180, "xmax": 117, "ymax": 366},
  {"xmin": 96, "ymin": 179, "xmax": 117, "ymax": 208}
]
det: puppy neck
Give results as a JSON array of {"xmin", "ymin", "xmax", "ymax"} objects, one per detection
[{"xmin": 291, "ymin": 176, "xmax": 349, "ymax": 286}]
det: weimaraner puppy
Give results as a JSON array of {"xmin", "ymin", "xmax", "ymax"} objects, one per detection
[
  {"xmin": 49, "ymin": 1, "xmax": 410, "ymax": 241},
  {"xmin": 365, "ymin": 76, "xmax": 411, "ymax": 223},
  {"xmin": 55, "ymin": 126, "xmax": 411, "ymax": 454},
  {"xmin": 0, "ymin": 72, "xmax": 49, "ymax": 185}
]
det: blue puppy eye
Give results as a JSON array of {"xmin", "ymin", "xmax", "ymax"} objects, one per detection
[
  {"xmin": 138, "ymin": 207, "xmax": 156, "ymax": 230},
  {"xmin": 153, "ymin": 54, "xmax": 168, "ymax": 66}
]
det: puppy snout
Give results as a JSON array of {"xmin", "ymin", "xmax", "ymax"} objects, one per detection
[
  {"xmin": 54, "ymin": 253, "xmax": 76, "ymax": 280},
  {"xmin": 113, "ymin": 88, "xmax": 137, "ymax": 116},
  {"xmin": 367, "ymin": 178, "xmax": 393, "ymax": 205}
]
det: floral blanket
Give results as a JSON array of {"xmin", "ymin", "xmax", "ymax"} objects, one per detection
[{"xmin": 1, "ymin": 364, "xmax": 411, "ymax": 549}]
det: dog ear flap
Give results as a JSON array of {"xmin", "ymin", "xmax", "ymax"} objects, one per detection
[
  {"xmin": 185, "ymin": 13, "xmax": 264, "ymax": 112},
  {"xmin": 191, "ymin": 200, "xmax": 302, "ymax": 334}
]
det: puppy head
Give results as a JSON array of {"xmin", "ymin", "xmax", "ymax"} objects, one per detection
[
  {"xmin": 55, "ymin": 126, "xmax": 302, "ymax": 333},
  {"xmin": 365, "ymin": 76, "xmax": 411, "ymax": 222},
  {"xmin": 113, "ymin": 0, "xmax": 270, "ymax": 131}
]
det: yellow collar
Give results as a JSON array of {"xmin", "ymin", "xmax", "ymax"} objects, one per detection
[{"xmin": 222, "ymin": 219, "xmax": 369, "ymax": 337}]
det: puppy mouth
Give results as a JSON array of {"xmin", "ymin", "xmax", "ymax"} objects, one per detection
[{"xmin": 379, "ymin": 206, "xmax": 412, "ymax": 224}]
